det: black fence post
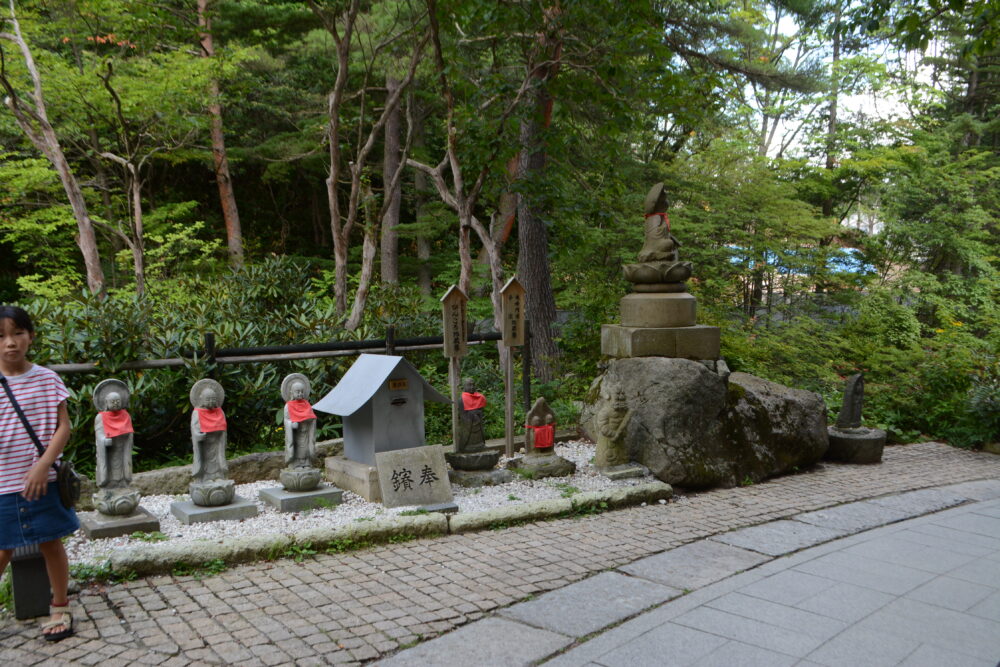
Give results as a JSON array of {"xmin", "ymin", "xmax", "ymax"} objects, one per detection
[
  {"xmin": 205, "ymin": 332, "xmax": 216, "ymax": 379},
  {"xmin": 385, "ymin": 326, "xmax": 396, "ymax": 356}
]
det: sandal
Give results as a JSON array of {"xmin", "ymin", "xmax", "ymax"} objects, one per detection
[{"xmin": 41, "ymin": 604, "xmax": 75, "ymax": 642}]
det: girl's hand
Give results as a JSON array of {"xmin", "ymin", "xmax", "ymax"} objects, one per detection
[{"xmin": 21, "ymin": 462, "xmax": 50, "ymax": 501}]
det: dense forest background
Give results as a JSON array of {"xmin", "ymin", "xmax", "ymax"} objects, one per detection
[{"xmin": 1, "ymin": 0, "xmax": 998, "ymax": 474}]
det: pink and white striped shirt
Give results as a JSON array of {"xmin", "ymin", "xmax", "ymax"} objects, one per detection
[{"xmin": 0, "ymin": 364, "xmax": 69, "ymax": 495}]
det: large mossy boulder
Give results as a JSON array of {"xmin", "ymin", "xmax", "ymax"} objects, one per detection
[{"xmin": 581, "ymin": 358, "xmax": 828, "ymax": 489}]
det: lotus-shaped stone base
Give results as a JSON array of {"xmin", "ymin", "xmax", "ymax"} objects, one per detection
[
  {"xmin": 280, "ymin": 467, "xmax": 322, "ymax": 492},
  {"xmin": 93, "ymin": 488, "xmax": 140, "ymax": 516},
  {"xmin": 190, "ymin": 479, "xmax": 236, "ymax": 507},
  {"xmin": 623, "ymin": 261, "xmax": 692, "ymax": 285}
]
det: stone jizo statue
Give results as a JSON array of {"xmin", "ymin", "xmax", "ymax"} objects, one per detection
[
  {"xmin": 594, "ymin": 389, "xmax": 633, "ymax": 469},
  {"xmin": 457, "ymin": 377, "xmax": 487, "ymax": 453},
  {"xmin": 280, "ymin": 373, "xmax": 322, "ymax": 492},
  {"xmin": 525, "ymin": 398, "xmax": 556, "ymax": 454},
  {"xmin": 92, "ymin": 379, "xmax": 140, "ymax": 516},
  {"xmin": 623, "ymin": 183, "xmax": 693, "ymax": 286},
  {"xmin": 189, "ymin": 378, "xmax": 235, "ymax": 506}
]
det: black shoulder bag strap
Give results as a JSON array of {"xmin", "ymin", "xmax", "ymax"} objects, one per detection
[{"xmin": 0, "ymin": 375, "xmax": 60, "ymax": 472}]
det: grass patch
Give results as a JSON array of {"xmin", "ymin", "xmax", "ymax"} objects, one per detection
[
  {"xmin": 70, "ymin": 561, "xmax": 138, "ymax": 584},
  {"xmin": 171, "ymin": 559, "xmax": 227, "ymax": 580},
  {"xmin": 130, "ymin": 531, "xmax": 168, "ymax": 542}
]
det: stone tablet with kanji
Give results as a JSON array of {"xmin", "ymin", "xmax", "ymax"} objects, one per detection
[{"xmin": 376, "ymin": 445, "xmax": 454, "ymax": 509}]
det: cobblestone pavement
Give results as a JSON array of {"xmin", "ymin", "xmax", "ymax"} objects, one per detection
[{"xmin": 3, "ymin": 442, "xmax": 1000, "ymax": 666}]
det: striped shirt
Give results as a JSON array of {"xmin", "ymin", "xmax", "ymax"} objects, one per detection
[{"xmin": 0, "ymin": 364, "xmax": 69, "ymax": 495}]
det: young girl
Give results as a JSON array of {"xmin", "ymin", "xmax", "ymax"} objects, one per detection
[{"xmin": 0, "ymin": 305, "xmax": 78, "ymax": 641}]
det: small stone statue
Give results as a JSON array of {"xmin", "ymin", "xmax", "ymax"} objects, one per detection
[
  {"xmin": 623, "ymin": 183, "xmax": 693, "ymax": 287},
  {"xmin": 92, "ymin": 379, "xmax": 140, "ymax": 516},
  {"xmin": 825, "ymin": 373, "xmax": 887, "ymax": 464},
  {"xmin": 189, "ymin": 378, "xmax": 235, "ymax": 506},
  {"xmin": 594, "ymin": 389, "xmax": 633, "ymax": 469},
  {"xmin": 507, "ymin": 397, "xmax": 575, "ymax": 478},
  {"xmin": 835, "ymin": 373, "xmax": 864, "ymax": 429},
  {"xmin": 457, "ymin": 377, "xmax": 487, "ymax": 453},
  {"xmin": 280, "ymin": 373, "xmax": 322, "ymax": 492}
]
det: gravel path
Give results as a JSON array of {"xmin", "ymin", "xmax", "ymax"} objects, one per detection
[{"xmin": 65, "ymin": 441, "xmax": 654, "ymax": 565}]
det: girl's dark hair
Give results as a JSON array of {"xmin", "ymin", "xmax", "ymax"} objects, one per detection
[{"xmin": 0, "ymin": 305, "xmax": 35, "ymax": 334}]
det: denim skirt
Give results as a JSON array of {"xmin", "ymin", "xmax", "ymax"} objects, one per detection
[{"xmin": 0, "ymin": 482, "xmax": 80, "ymax": 550}]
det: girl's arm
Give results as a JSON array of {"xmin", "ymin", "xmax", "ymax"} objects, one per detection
[{"xmin": 21, "ymin": 400, "xmax": 70, "ymax": 501}]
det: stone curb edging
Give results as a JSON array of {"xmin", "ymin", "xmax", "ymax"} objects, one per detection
[{"xmin": 107, "ymin": 482, "xmax": 674, "ymax": 577}]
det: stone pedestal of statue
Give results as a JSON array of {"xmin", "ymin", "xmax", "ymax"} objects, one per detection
[
  {"xmin": 169, "ymin": 496, "xmax": 259, "ymax": 525},
  {"xmin": 259, "ymin": 484, "xmax": 344, "ymax": 513},
  {"xmin": 79, "ymin": 507, "xmax": 161, "ymax": 540}
]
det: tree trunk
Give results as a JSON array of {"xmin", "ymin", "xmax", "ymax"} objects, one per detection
[
  {"xmin": 345, "ymin": 222, "xmax": 378, "ymax": 330},
  {"xmin": 198, "ymin": 0, "xmax": 244, "ymax": 268},
  {"xmin": 380, "ymin": 77, "xmax": 402, "ymax": 284},
  {"xmin": 0, "ymin": 3, "xmax": 105, "ymax": 293},
  {"xmin": 128, "ymin": 171, "xmax": 145, "ymax": 296},
  {"xmin": 412, "ymin": 104, "xmax": 433, "ymax": 295},
  {"xmin": 822, "ymin": 2, "xmax": 842, "ymax": 221},
  {"xmin": 515, "ymin": 98, "xmax": 559, "ymax": 382}
]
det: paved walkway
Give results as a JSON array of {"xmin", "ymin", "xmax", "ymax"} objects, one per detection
[
  {"xmin": 382, "ymin": 483, "xmax": 1000, "ymax": 667},
  {"xmin": 2, "ymin": 442, "xmax": 1000, "ymax": 666}
]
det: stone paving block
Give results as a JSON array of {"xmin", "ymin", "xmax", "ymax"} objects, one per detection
[
  {"xmin": 908, "ymin": 522, "xmax": 1000, "ymax": 551},
  {"xmin": 374, "ymin": 617, "xmax": 572, "ymax": 666},
  {"xmin": 711, "ymin": 520, "xmax": 850, "ymax": 556},
  {"xmin": 897, "ymin": 643, "xmax": 996, "ymax": 667},
  {"xmin": 793, "ymin": 550, "xmax": 937, "ymax": 595},
  {"xmin": 558, "ymin": 621, "xmax": 727, "ymax": 667},
  {"xmin": 941, "ymin": 558, "xmax": 1000, "ymax": 588},
  {"xmin": 860, "ymin": 597, "xmax": 1000, "ymax": 662},
  {"xmin": 692, "ymin": 640, "xmax": 798, "ymax": 667},
  {"xmin": 737, "ymin": 570, "xmax": 837, "ymax": 606},
  {"xmin": 618, "ymin": 539, "xmax": 769, "ymax": 590},
  {"xmin": 498, "ymin": 571, "xmax": 679, "ymax": 638},
  {"xmin": 968, "ymin": 589, "xmax": 1000, "ymax": 621},
  {"xmin": 940, "ymin": 479, "xmax": 1000, "ymax": 500},
  {"xmin": 793, "ymin": 581, "xmax": 894, "ymax": 624},
  {"xmin": 867, "ymin": 487, "xmax": 969, "ymax": 516},
  {"xmin": 794, "ymin": 500, "xmax": 915, "ymax": 533},
  {"xmin": 804, "ymin": 625, "xmax": 920, "ymax": 667},
  {"xmin": 840, "ymin": 536, "xmax": 978, "ymax": 574},
  {"xmin": 903, "ymin": 574, "xmax": 994, "ymax": 612},
  {"xmin": 935, "ymin": 511, "xmax": 1000, "ymax": 538},
  {"xmin": 705, "ymin": 592, "xmax": 847, "ymax": 640},
  {"xmin": 673, "ymin": 606, "xmax": 828, "ymax": 657}
]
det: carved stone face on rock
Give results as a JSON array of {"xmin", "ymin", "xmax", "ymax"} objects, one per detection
[
  {"xmin": 290, "ymin": 381, "xmax": 306, "ymax": 401},
  {"xmin": 106, "ymin": 391, "xmax": 123, "ymax": 412},
  {"xmin": 200, "ymin": 389, "xmax": 219, "ymax": 409},
  {"xmin": 613, "ymin": 390, "xmax": 627, "ymax": 410},
  {"xmin": 463, "ymin": 377, "xmax": 476, "ymax": 393}
]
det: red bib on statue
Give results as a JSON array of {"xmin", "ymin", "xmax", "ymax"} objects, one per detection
[
  {"xmin": 286, "ymin": 399, "xmax": 317, "ymax": 422},
  {"xmin": 528, "ymin": 423, "xmax": 555, "ymax": 449},
  {"xmin": 100, "ymin": 409, "xmax": 134, "ymax": 437},
  {"xmin": 462, "ymin": 392, "xmax": 487, "ymax": 410},
  {"xmin": 196, "ymin": 407, "xmax": 227, "ymax": 433}
]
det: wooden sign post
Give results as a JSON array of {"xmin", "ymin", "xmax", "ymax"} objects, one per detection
[
  {"xmin": 500, "ymin": 277, "xmax": 526, "ymax": 458},
  {"xmin": 441, "ymin": 286, "xmax": 468, "ymax": 448}
]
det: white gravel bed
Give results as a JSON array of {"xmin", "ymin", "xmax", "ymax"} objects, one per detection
[{"xmin": 65, "ymin": 441, "xmax": 655, "ymax": 566}]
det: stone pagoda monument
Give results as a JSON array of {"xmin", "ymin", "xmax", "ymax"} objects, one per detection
[{"xmin": 601, "ymin": 182, "xmax": 720, "ymax": 361}]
